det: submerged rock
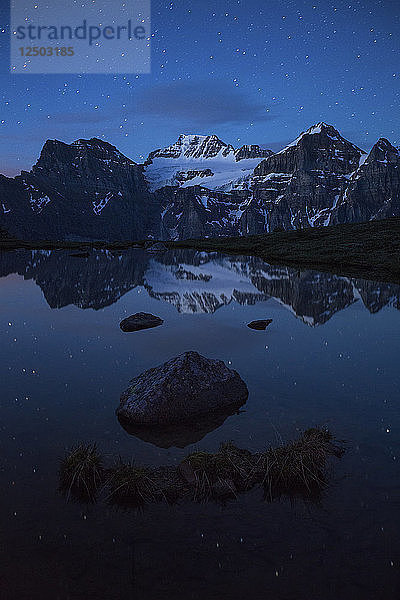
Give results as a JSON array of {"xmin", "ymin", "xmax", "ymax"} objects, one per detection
[
  {"xmin": 120, "ymin": 312, "xmax": 163, "ymax": 332},
  {"xmin": 117, "ymin": 351, "xmax": 248, "ymax": 426},
  {"xmin": 247, "ymin": 319, "xmax": 273, "ymax": 330}
]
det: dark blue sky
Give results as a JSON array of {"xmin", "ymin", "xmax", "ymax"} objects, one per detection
[{"xmin": 0, "ymin": 0, "xmax": 399, "ymax": 175}]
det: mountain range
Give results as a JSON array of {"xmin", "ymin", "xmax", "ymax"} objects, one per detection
[{"xmin": 1, "ymin": 122, "xmax": 399, "ymax": 241}]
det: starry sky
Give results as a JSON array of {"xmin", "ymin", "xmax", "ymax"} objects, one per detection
[{"xmin": 0, "ymin": 0, "xmax": 399, "ymax": 176}]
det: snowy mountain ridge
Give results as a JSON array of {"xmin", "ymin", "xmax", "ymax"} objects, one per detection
[
  {"xmin": 1, "ymin": 121, "xmax": 399, "ymax": 241},
  {"xmin": 144, "ymin": 133, "xmax": 273, "ymax": 192}
]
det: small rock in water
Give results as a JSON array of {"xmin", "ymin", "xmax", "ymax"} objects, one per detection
[
  {"xmin": 120, "ymin": 312, "xmax": 163, "ymax": 332},
  {"xmin": 247, "ymin": 319, "xmax": 273, "ymax": 331},
  {"xmin": 117, "ymin": 351, "xmax": 248, "ymax": 425}
]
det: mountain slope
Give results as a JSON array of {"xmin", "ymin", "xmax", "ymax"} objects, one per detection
[
  {"xmin": 0, "ymin": 138, "xmax": 160, "ymax": 241},
  {"xmin": 332, "ymin": 138, "xmax": 400, "ymax": 223},
  {"xmin": 155, "ymin": 122, "xmax": 372, "ymax": 237}
]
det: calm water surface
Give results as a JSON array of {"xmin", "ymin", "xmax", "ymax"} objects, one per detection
[{"xmin": 0, "ymin": 248, "xmax": 399, "ymax": 599}]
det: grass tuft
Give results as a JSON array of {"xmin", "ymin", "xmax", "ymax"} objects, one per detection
[
  {"xmin": 107, "ymin": 460, "xmax": 160, "ymax": 507},
  {"xmin": 182, "ymin": 442, "xmax": 254, "ymax": 500},
  {"xmin": 58, "ymin": 429, "xmax": 345, "ymax": 507},
  {"xmin": 59, "ymin": 443, "xmax": 104, "ymax": 502},
  {"xmin": 262, "ymin": 427, "xmax": 344, "ymax": 501}
]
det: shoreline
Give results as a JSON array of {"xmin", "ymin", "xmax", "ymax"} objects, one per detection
[{"xmin": 2, "ymin": 217, "xmax": 400, "ymax": 285}]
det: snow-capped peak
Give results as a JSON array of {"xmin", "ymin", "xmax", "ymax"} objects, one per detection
[
  {"xmin": 362, "ymin": 137, "xmax": 400, "ymax": 167},
  {"xmin": 178, "ymin": 133, "xmax": 218, "ymax": 144},
  {"xmin": 146, "ymin": 133, "xmax": 235, "ymax": 162},
  {"xmin": 306, "ymin": 122, "xmax": 334, "ymax": 134},
  {"xmin": 277, "ymin": 122, "xmax": 341, "ymax": 153},
  {"xmin": 175, "ymin": 134, "xmax": 210, "ymax": 150},
  {"xmin": 274, "ymin": 122, "xmax": 366, "ymax": 165},
  {"xmin": 144, "ymin": 134, "xmax": 272, "ymax": 192}
]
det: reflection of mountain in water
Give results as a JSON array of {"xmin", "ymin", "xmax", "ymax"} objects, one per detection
[
  {"xmin": 0, "ymin": 249, "xmax": 147, "ymax": 310},
  {"xmin": 1, "ymin": 248, "xmax": 400, "ymax": 325},
  {"xmin": 144, "ymin": 251, "xmax": 270, "ymax": 313}
]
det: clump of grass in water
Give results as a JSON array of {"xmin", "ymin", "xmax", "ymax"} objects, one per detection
[
  {"xmin": 107, "ymin": 460, "xmax": 160, "ymax": 507},
  {"xmin": 59, "ymin": 443, "xmax": 104, "ymax": 502},
  {"xmin": 58, "ymin": 429, "xmax": 345, "ymax": 506},
  {"xmin": 262, "ymin": 427, "xmax": 344, "ymax": 501},
  {"xmin": 183, "ymin": 442, "xmax": 254, "ymax": 500},
  {"xmin": 182, "ymin": 450, "xmax": 215, "ymax": 500}
]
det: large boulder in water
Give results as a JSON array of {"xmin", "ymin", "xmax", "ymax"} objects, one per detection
[{"xmin": 116, "ymin": 351, "xmax": 248, "ymax": 426}]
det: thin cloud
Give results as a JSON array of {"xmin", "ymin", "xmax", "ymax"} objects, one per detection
[{"xmin": 135, "ymin": 81, "xmax": 276, "ymax": 126}]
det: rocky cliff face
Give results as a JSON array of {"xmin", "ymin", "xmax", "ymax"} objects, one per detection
[
  {"xmin": 156, "ymin": 123, "xmax": 369, "ymax": 237},
  {"xmin": 0, "ymin": 138, "xmax": 160, "ymax": 241},
  {"xmin": 1, "ymin": 123, "xmax": 400, "ymax": 241},
  {"xmin": 332, "ymin": 138, "xmax": 400, "ymax": 223},
  {"xmin": 248, "ymin": 122, "xmax": 365, "ymax": 228},
  {"xmin": 151, "ymin": 123, "xmax": 372, "ymax": 238},
  {"xmin": 155, "ymin": 185, "xmax": 249, "ymax": 240},
  {"xmin": 234, "ymin": 145, "xmax": 273, "ymax": 161},
  {"xmin": 255, "ymin": 123, "xmax": 363, "ymax": 174},
  {"xmin": 175, "ymin": 169, "xmax": 214, "ymax": 183}
]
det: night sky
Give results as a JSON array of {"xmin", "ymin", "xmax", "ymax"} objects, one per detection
[{"xmin": 0, "ymin": 0, "xmax": 399, "ymax": 176}]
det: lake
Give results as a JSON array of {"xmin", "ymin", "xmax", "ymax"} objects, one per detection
[{"xmin": 0, "ymin": 248, "xmax": 399, "ymax": 599}]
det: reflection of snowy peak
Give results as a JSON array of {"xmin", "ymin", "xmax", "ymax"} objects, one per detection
[
  {"xmin": 143, "ymin": 257, "xmax": 269, "ymax": 313},
  {"xmin": 142, "ymin": 252, "xmax": 400, "ymax": 322},
  {"xmin": 1, "ymin": 249, "xmax": 399, "ymax": 324}
]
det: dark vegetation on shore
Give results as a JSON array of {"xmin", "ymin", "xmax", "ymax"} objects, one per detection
[
  {"xmin": 2, "ymin": 218, "xmax": 400, "ymax": 284},
  {"xmin": 59, "ymin": 428, "xmax": 345, "ymax": 507}
]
